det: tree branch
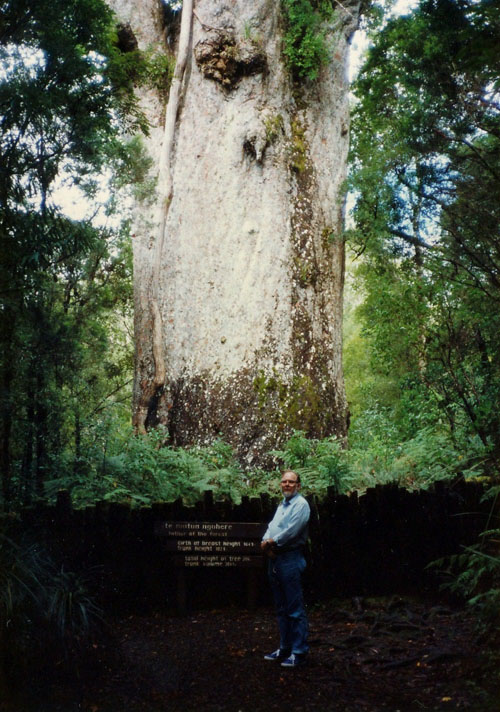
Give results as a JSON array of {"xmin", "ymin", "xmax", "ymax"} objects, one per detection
[{"xmin": 388, "ymin": 228, "xmax": 433, "ymax": 250}]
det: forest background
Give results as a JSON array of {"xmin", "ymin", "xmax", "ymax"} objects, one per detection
[{"xmin": 0, "ymin": 0, "xmax": 499, "ymax": 623}]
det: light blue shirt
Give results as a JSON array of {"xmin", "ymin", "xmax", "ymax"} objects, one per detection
[{"xmin": 263, "ymin": 493, "xmax": 310, "ymax": 550}]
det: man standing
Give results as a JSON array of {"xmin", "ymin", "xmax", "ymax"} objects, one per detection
[{"xmin": 261, "ymin": 470, "xmax": 310, "ymax": 668}]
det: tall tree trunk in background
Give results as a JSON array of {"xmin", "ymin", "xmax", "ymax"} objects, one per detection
[
  {"xmin": 0, "ymin": 327, "xmax": 13, "ymax": 506},
  {"xmin": 108, "ymin": 0, "xmax": 359, "ymax": 463},
  {"xmin": 34, "ymin": 371, "xmax": 47, "ymax": 498}
]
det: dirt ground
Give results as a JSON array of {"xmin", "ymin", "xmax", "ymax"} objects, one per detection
[{"xmin": 4, "ymin": 597, "xmax": 500, "ymax": 712}]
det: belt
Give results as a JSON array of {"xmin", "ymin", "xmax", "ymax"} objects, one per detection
[{"xmin": 275, "ymin": 546, "xmax": 304, "ymax": 556}]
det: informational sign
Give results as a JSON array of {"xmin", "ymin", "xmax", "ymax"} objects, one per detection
[{"xmin": 156, "ymin": 521, "xmax": 266, "ymax": 568}]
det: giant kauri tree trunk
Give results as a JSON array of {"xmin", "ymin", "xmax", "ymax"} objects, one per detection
[{"xmin": 108, "ymin": 0, "xmax": 360, "ymax": 463}]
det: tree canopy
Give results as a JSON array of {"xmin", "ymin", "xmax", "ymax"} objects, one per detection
[
  {"xmin": 346, "ymin": 0, "xmax": 500, "ymax": 469},
  {"xmin": 0, "ymin": 0, "xmax": 144, "ymax": 505}
]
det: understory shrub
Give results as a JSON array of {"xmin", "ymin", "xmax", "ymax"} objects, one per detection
[
  {"xmin": 25, "ymin": 407, "xmax": 497, "ymax": 509},
  {"xmin": 44, "ymin": 423, "xmax": 267, "ymax": 507},
  {"xmin": 0, "ymin": 527, "xmax": 102, "ymax": 688},
  {"xmin": 430, "ymin": 486, "xmax": 500, "ymax": 629},
  {"xmin": 346, "ymin": 402, "xmax": 493, "ymax": 492},
  {"xmin": 272, "ymin": 429, "xmax": 353, "ymax": 494}
]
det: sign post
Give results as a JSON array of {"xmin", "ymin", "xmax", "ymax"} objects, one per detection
[{"xmin": 156, "ymin": 521, "xmax": 267, "ymax": 611}]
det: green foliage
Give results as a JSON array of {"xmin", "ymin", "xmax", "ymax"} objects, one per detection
[
  {"xmin": 272, "ymin": 430, "xmax": 353, "ymax": 494},
  {"xmin": 46, "ymin": 568, "xmax": 103, "ymax": 639},
  {"xmin": 0, "ymin": 528, "xmax": 102, "ymax": 680},
  {"xmin": 112, "ymin": 44, "xmax": 176, "ymax": 99},
  {"xmin": 344, "ymin": 395, "xmax": 492, "ymax": 491},
  {"xmin": 43, "ymin": 421, "xmax": 269, "ymax": 507},
  {"xmin": 38, "ymin": 410, "xmax": 492, "ymax": 508},
  {"xmin": 430, "ymin": 488, "xmax": 500, "ymax": 627},
  {"xmin": 441, "ymin": 541, "xmax": 500, "ymax": 624},
  {"xmin": 143, "ymin": 48, "xmax": 176, "ymax": 94},
  {"xmin": 390, "ymin": 428, "xmax": 474, "ymax": 487},
  {"xmin": 110, "ymin": 135, "xmax": 156, "ymax": 203},
  {"xmin": 346, "ymin": 0, "xmax": 500, "ymax": 471},
  {"xmin": 346, "ymin": 0, "xmax": 500, "ymax": 627},
  {"xmin": 346, "ymin": 405, "xmax": 402, "ymax": 486},
  {"xmin": 0, "ymin": 0, "xmax": 144, "ymax": 202},
  {"xmin": 0, "ymin": 0, "xmax": 139, "ymax": 509},
  {"xmin": 39, "ymin": 420, "xmax": 359, "ymax": 506},
  {"xmin": 1, "ymin": 0, "xmax": 498, "ymax": 531},
  {"xmin": 281, "ymin": 0, "xmax": 334, "ymax": 80}
]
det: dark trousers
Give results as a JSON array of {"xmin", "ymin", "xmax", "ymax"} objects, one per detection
[{"xmin": 268, "ymin": 549, "xmax": 309, "ymax": 655}]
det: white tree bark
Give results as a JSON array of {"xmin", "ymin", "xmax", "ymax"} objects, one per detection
[{"xmin": 108, "ymin": 0, "xmax": 360, "ymax": 463}]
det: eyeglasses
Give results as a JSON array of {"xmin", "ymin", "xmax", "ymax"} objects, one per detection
[{"xmin": 281, "ymin": 480, "xmax": 298, "ymax": 485}]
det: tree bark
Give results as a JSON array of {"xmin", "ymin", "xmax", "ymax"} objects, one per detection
[
  {"xmin": 109, "ymin": 0, "xmax": 360, "ymax": 463},
  {"xmin": 0, "ymin": 367, "xmax": 12, "ymax": 506}
]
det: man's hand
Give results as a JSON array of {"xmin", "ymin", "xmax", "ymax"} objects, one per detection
[{"xmin": 260, "ymin": 538, "xmax": 275, "ymax": 549}]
